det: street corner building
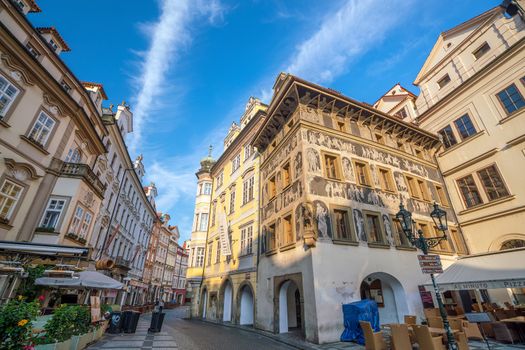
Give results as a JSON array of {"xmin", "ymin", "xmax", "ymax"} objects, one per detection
[{"xmin": 251, "ymin": 73, "xmax": 469, "ymax": 344}]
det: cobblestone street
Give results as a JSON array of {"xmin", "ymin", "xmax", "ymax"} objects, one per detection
[{"xmin": 86, "ymin": 308, "xmax": 525, "ymax": 350}]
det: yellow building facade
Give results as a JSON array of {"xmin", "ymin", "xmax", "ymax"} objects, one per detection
[{"xmin": 196, "ymin": 97, "xmax": 267, "ymax": 325}]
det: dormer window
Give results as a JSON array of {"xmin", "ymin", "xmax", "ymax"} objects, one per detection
[
  {"xmin": 13, "ymin": 0, "xmax": 26, "ymax": 11},
  {"xmin": 60, "ymin": 80, "xmax": 71, "ymax": 93},
  {"xmin": 437, "ymin": 74, "xmax": 451, "ymax": 89},
  {"xmin": 48, "ymin": 39, "xmax": 59, "ymax": 52},
  {"xmin": 473, "ymin": 42, "xmax": 490, "ymax": 60},
  {"xmin": 25, "ymin": 43, "xmax": 40, "ymax": 59}
]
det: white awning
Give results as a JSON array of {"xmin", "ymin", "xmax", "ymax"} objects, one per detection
[
  {"xmin": 36, "ymin": 270, "xmax": 123, "ymax": 290},
  {"xmin": 0, "ymin": 241, "xmax": 89, "ymax": 256},
  {"xmin": 424, "ymin": 248, "xmax": 525, "ymax": 291}
]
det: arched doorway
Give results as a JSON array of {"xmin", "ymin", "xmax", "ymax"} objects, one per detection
[
  {"xmin": 360, "ymin": 272, "xmax": 409, "ymax": 325},
  {"xmin": 201, "ymin": 288, "xmax": 208, "ymax": 319},
  {"xmin": 239, "ymin": 285, "xmax": 254, "ymax": 325},
  {"xmin": 500, "ymin": 239, "xmax": 525, "ymax": 250},
  {"xmin": 279, "ymin": 280, "xmax": 302, "ymax": 333},
  {"xmin": 222, "ymin": 281, "xmax": 233, "ymax": 322}
]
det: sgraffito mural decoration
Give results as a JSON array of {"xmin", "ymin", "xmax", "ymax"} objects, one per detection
[
  {"xmin": 342, "ymin": 157, "xmax": 355, "ymax": 182},
  {"xmin": 261, "ymin": 180, "xmax": 303, "ymax": 221},
  {"xmin": 353, "ymin": 209, "xmax": 366, "ymax": 242},
  {"xmin": 262, "ymin": 133, "xmax": 299, "ymax": 180},
  {"xmin": 306, "ymin": 148, "xmax": 321, "ymax": 174},
  {"xmin": 295, "ymin": 203, "xmax": 303, "ymax": 241},
  {"xmin": 294, "ymin": 152, "xmax": 303, "ymax": 180},
  {"xmin": 313, "ymin": 200, "xmax": 332, "ymax": 239},
  {"xmin": 382, "ymin": 214, "xmax": 394, "ymax": 246},
  {"xmin": 260, "ymin": 226, "xmax": 267, "ymax": 254}
]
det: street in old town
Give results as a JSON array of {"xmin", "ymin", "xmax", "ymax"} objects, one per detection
[{"xmin": 1, "ymin": 0, "xmax": 525, "ymax": 349}]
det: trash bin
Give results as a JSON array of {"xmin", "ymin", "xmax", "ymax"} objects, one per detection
[
  {"xmin": 123, "ymin": 311, "xmax": 141, "ymax": 333},
  {"xmin": 108, "ymin": 311, "xmax": 123, "ymax": 334},
  {"xmin": 148, "ymin": 312, "xmax": 165, "ymax": 333}
]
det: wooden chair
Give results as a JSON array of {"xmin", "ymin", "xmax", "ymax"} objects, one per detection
[
  {"xmin": 462, "ymin": 321, "xmax": 484, "ymax": 340},
  {"xmin": 454, "ymin": 306, "xmax": 465, "ymax": 316},
  {"xmin": 404, "ymin": 315, "xmax": 417, "ymax": 325},
  {"xmin": 471, "ymin": 303, "xmax": 481, "ymax": 312},
  {"xmin": 449, "ymin": 318, "xmax": 464, "ymax": 331},
  {"xmin": 424, "ymin": 308, "xmax": 440, "ymax": 319},
  {"xmin": 455, "ymin": 331, "xmax": 470, "ymax": 350},
  {"xmin": 390, "ymin": 324, "xmax": 412, "ymax": 350},
  {"xmin": 413, "ymin": 325, "xmax": 445, "ymax": 350},
  {"xmin": 427, "ymin": 316, "xmax": 444, "ymax": 329},
  {"xmin": 359, "ymin": 321, "xmax": 387, "ymax": 350}
]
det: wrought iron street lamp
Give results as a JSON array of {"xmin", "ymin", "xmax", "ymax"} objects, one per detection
[{"xmin": 396, "ymin": 202, "xmax": 457, "ymax": 350}]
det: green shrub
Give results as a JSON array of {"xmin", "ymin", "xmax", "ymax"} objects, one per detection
[
  {"xmin": 0, "ymin": 297, "xmax": 40, "ymax": 349},
  {"xmin": 44, "ymin": 305, "xmax": 92, "ymax": 342}
]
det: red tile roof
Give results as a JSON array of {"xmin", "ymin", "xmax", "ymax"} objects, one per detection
[{"xmin": 36, "ymin": 27, "xmax": 71, "ymax": 51}]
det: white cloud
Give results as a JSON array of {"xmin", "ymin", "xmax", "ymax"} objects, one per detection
[
  {"xmin": 286, "ymin": 0, "xmax": 414, "ymax": 84},
  {"xmin": 129, "ymin": 0, "xmax": 225, "ymax": 154}
]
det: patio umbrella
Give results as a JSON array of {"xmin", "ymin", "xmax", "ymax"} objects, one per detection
[{"xmin": 35, "ymin": 270, "xmax": 123, "ymax": 290}]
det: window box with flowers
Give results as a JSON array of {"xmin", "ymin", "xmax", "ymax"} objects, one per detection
[
  {"xmin": 66, "ymin": 232, "xmax": 78, "ymax": 240},
  {"xmin": 35, "ymin": 226, "xmax": 57, "ymax": 234}
]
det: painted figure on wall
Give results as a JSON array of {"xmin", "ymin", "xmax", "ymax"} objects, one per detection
[
  {"xmin": 314, "ymin": 200, "xmax": 332, "ymax": 239},
  {"xmin": 306, "ymin": 148, "xmax": 321, "ymax": 173},
  {"xmin": 383, "ymin": 214, "xmax": 394, "ymax": 246},
  {"xmin": 294, "ymin": 152, "xmax": 302, "ymax": 179},
  {"xmin": 342, "ymin": 157, "xmax": 355, "ymax": 182},
  {"xmin": 353, "ymin": 209, "xmax": 366, "ymax": 242}
]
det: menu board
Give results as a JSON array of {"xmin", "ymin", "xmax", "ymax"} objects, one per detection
[{"xmin": 90, "ymin": 296, "xmax": 101, "ymax": 322}]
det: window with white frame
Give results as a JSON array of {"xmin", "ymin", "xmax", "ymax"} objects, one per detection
[
  {"xmin": 0, "ymin": 179, "xmax": 23, "ymax": 221},
  {"xmin": 242, "ymin": 176, "xmax": 254, "ymax": 205},
  {"xmin": 199, "ymin": 213, "xmax": 209, "ymax": 231},
  {"xmin": 0, "ymin": 74, "xmax": 20, "ymax": 118},
  {"xmin": 68, "ymin": 205, "xmax": 93, "ymax": 239},
  {"xmin": 40, "ymin": 198, "xmax": 66, "ymax": 229},
  {"xmin": 240, "ymin": 225, "xmax": 253, "ymax": 255},
  {"xmin": 216, "ymin": 171, "xmax": 224, "ymax": 189},
  {"xmin": 244, "ymin": 145, "xmax": 252, "ymax": 161},
  {"xmin": 28, "ymin": 111, "xmax": 55, "ymax": 146},
  {"xmin": 65, "ymin": 147, "xmax": 82, "ymax": 163},
  {"xmin": 25, "ymin": 43, "xmax": 40, "ymax": 59},
  {"xmin": 69, "ymin": 205, "xmax": 84, "ymax": 234},
  {"xmin": 203, "ymin": 182, "xmax": 212, "ymax": 195},
  {"xmin": 195, "ymin": 247, "xmax": 204, "ymax": 267},
  {"xmin": 232, "ymin": 153, "xmax": 241, "ymax": 173},
  {"xmin": 229, "ymin": 188, "xmax": 236, "ymax": 213}
]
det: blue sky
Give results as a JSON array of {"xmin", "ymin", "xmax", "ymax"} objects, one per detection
[{"xmin": 30, "ymin": 0, "xmax": 498, "ymax": 242}]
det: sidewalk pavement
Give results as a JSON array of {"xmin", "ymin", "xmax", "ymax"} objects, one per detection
[{"xmin": 87, "ymin": 314, "xmax": 177, "ymax": 349}]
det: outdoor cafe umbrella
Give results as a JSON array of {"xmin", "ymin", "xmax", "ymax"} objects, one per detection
[{"xmin": 35, "ymin": 270, "xmax": 124, "ymax": 290}]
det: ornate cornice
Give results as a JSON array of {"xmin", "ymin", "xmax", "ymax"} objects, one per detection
[{"xmin": 0, "ymin": 53, "xmax": 35, "ymax": 85}]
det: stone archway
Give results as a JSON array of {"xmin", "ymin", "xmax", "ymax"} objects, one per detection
[
  {"xmin": 220, "ymin": 279, "xmax": 233, "ymax": 322},
  {"xmin": 278, "ymin": 280, "xmax": 302, "ymax": 333},
  {"xmin": 238, "ymin": 283, "xmax": 254, "ymax": 326},
  {"xmin": 360, "ymin": 272, "xmax": 409, "ymax": 325}
]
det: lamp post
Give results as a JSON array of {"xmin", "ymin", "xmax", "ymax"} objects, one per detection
[{"xmin": 396, "ymin": 202, "xmax": 457, "ymax": 350}]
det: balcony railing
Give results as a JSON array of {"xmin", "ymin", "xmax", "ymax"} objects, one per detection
[
  {"xmin": 114, "ymin": 256, "xmax": 131, "ymax": 269},
  {"xmin": 60, "ymin": 162, "xmax": 106, "ymax": 197}
]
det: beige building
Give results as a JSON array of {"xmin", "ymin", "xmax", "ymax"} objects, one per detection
[
  {"xmin": 412, "ymin": 6, "xmax": 525, "ymax": 303},
  {"xmin": 194, "ymin": 97, "xmax": 267, "ymax": 326},
  {"xmin": 252, "ymin": 73, "xmax": 467, "ymax": 343}
]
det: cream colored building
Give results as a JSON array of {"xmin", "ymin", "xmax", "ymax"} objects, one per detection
[
  {"xmin": 252, "ymin": 73, "xmax": 467, "ymax": 344},
  {"xmin": 411, "ymin": 6, "xmax": 525, "ymax": 303},
  {"xmin": 194, "ymin": 97, "xmax": 267, "ymax": 325}
]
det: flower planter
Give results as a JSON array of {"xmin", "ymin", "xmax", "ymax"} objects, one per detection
[
  {"xmin": 56, "ymin": 339, "xmax": 72, "ymax": 350},
  {"xmin": 77, "ymin": 332, "xmax": 93, "ymax": 349},
  {"xmin": 35, "ymin": 344, "xmax": 56, "ymax": 350}
]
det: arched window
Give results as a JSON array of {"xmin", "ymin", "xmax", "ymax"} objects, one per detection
[
  {"xmin": 500, "ymin": 239, "xmax": 525, "ymax": 250},
  {"xmin": 65, "ymin": 147, "xmax": 82, "ymax": 163}
]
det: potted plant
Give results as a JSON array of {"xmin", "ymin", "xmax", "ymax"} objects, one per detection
[
  {"xmin": 0, "ymin": 297, "xmax": 40, "ymax": 349},
  {"xmin": 66, "ymin": 232, "xmax": 78, "ymax": 240},
  {"xmin": 41, "ymin": 305, "xmax": 89, "ymax": 350},
  {"xmin": 35, "ymin": 226, "xmax": 56, "ymax": 233},
  {"xmin": 78, "ymin": 237, "xmax": 87, "ymax": 244}
]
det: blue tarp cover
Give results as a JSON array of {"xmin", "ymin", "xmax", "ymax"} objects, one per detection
[{"xmin": 340, "ymin": 299, "xmax": 380, "ymax": 344}]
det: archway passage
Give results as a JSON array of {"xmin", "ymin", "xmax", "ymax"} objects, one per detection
[
  {"xmin": 360, "ymin": 272, "xmax": 409, "ymax": 325},
  {"xmin": 279, "ymin": 280, "xmax": 302, "ymax": 333},
  {"xmin": 223, "ymin": 282, "xmax": 233, "ymax": 322},
  {"xmin": 239, "ymin": 285, "xmax": 254, "ymax": 325}
]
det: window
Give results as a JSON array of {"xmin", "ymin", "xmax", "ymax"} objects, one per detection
[
  {"xmin": 282, "ymin": 214, "xmax": 293, "ymax": 245},
  {"xmin": 48, "ymin": 39, "xmax": 59, "ymax": 52},
  {"xmin": 395, "ymin": 107, "xmax": 408, "ymax": 119},
  {"xmin": 323, "ymin": 154, "xmax": 340, "ymax": 180},
  {"xmin": 378, "ymin": 168, "xmax": 395, "ymax": 192},
  {"xmin": 211, "ymin": 202, "xmax": 216, "ymax": 227},
  {"xmin": 434, "ymin": 185, "xmax": 449, "ymax": 207},
  {"xmin": 79, "ymin": 211, "xmax": 92, "ymax": 238},
  {"xmin": 282, "ymin": 162, "xmax": 291, "ymax": 188},
  {"xmin": 417, "ymin": 179, "xmax": 431, "ymax": 201},
  {"xmin": 216, "ymin": 171, "xmax": 224, "ymax": 189},
  {"xmin": 354, "ymin": 161, "xmax": 371, "ymax": 186},
  {"xmin": 232, "ymin": 154, "xmax": 241, "ymax": 173},
  {"xmin": 215, "ymin": 240, "xmax": 221, "ymax": 263},
  {"xmin": 437, "ymin": 74, "xmax": 451, "ymax": 89},
  {"xmin": 477, "ymin": 165, "xmax": 509, "ymax": 201},
  {"xmin": 14, "ymin": 0, "xmax": 25, "ymax": 11},
  {"xmin": 392, "ymin": 217, "xmax": 410, "ymax": 247},
  {"xmin": 457, "ymin": 175, "xmax": 483, "ymax": 208},
  {"xmin": 405, "ymin": 175, "xmax": 418, "ymax": 198},
  {"xmin": 268, "ymin": 175, "xmax": 276, "ymax": 199},
  {"xmin": 25, "ymin": 43, "xmax": 40, "ymax": 59},
  {"xmin": 69, "ymin": 205, "xmax": 84, "ymax": 235},
  {"xmin": 497, "ymin": 84, "xmax": 525, "ymax": 115},
  {"xmin": 267, "ymin": 223, "xmax": 276, "ymax": 251},
  {"xmin": 65, "ymin": 147, "xmax": 82, "ymax": 163},
  {"xmin": 0, "ymin": 179, "xmax": 23, "ymax": 221},
  {"xmin": 242, "ymin": 176, "xmax": 254, "ymax": 205},
  {"xmin": 28, "ymin": 111, "xmax": 55, "ymax": 146},
  {"xmin": 454, "ymin": 114, "xmax": 477, "ymax": 140},
  {"xmin": 472, "ymin": 42, "xmax": 490, "ymax": 60},
  {"xmin": 375, "ymin": 134, "xmax": 384, "ymax": 144},
  {"xmin": 240, "ymin": 225, "xmax": 253, "ymax": 255},
  {"xmin": 203, "ymin": 183, "xmax": 212, "ymax": 195},
  {"xmin": 40, "ymin": 198, "xmax": 66, "ymax": 229},
  {"xmin": 207, "ymin": 242, "xmax": 213, "ymax": 266},
  {"xmin": 229, "ymin": 188, "xmax": 236, "ymax": 213},
  {"xmin": 438, "ymin": 125, "xmax": 457, "ymax": 149},
  {"xmin": 244, "ymin": 145, "xmax": 252, "ymax": 161},
  {"xmin": 450, "ymin": 227, "xmax": 468, "ymax": 255},
  {"xmin": 333, "ymin": 209, "xmax": 351, "ymax": 240},
  {"xmin": 60, "ymin": 80, "xmax": 71, "ymax": 93},
  {"xmin": 365, "ymin": 213, "xmax": 384, "ymax": 244},
  {"xmin": 0, "ymin": 74, "xmax": 20, "ymax": 118},
  {"xmin": 199, "ymin": 213, "xmax": 209, "ymax": 231}
]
